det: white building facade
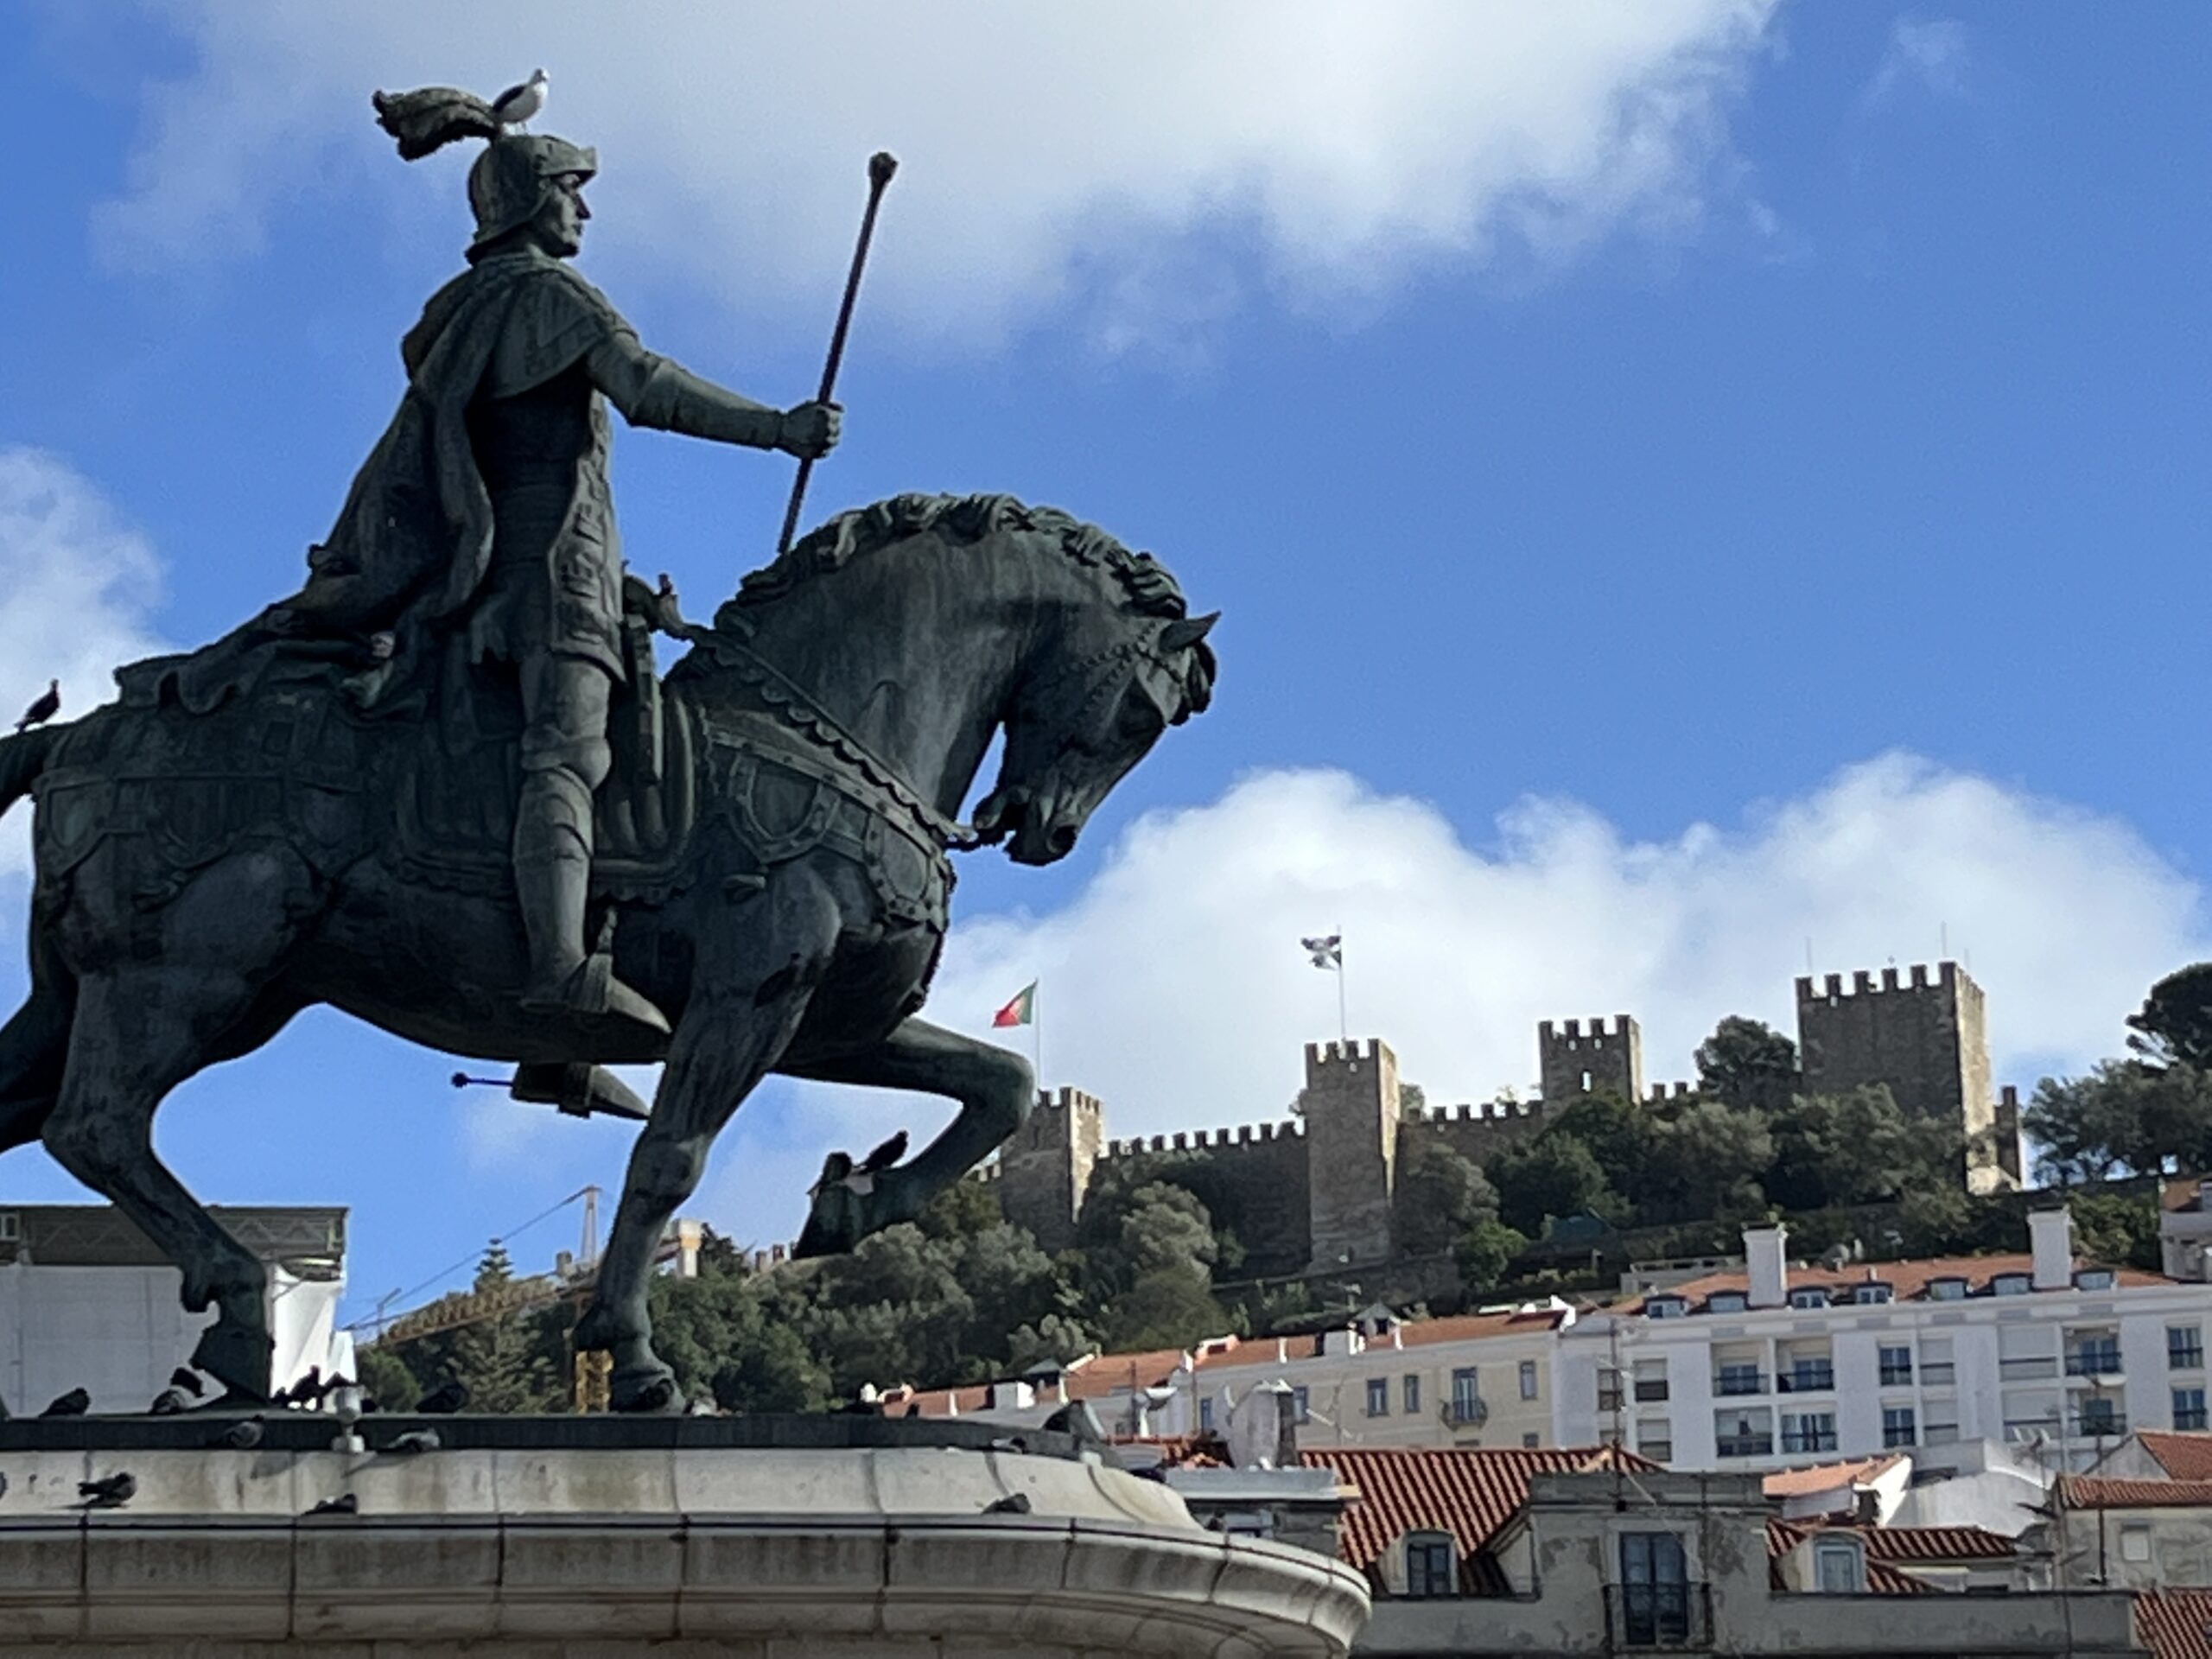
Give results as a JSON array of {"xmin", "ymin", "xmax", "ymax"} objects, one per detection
[{"xmin": 1556, "ymin": 1211, "xmax": 2212, "ymax": 1476}]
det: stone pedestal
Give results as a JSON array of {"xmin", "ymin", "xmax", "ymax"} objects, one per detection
[{"xmin": 0, "ymin": 1414, "xmax": 1367, "ymax": 1656}]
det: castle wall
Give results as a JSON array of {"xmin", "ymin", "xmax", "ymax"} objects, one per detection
[
  {"xmin": 1796, "ymin": 962, "xmax": 2007, "ymax": 1195},
  {"xmin": 1094, "ymin": 1121, "xmax": 1314, "ymax": 1275},
  {"xmin": 1537, "ymin": 1015, "xmax": 1643, "ymax": 1104},
  {"xmin": 1403, "ymin": 1097, "xmax": 1549, "ymax": 1168},
  {"xmin": 1304, "ymin": 1039, "xmax": 1400, "ymax": 1272},
  {"xmin": 994, "ymin": 1089, "xmax": 1103, "ymax": 1252}
]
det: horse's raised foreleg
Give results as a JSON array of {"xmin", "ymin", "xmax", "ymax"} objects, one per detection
[
  {"xmin": 577, "ymin": 874, "xmax": 843, "ymax": 1412},
  {"xmin": 785, "ymin": 1018, "xmax": 1035, "ymax": 1257}
]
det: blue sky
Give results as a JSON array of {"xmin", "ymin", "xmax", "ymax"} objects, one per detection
[{"xmin": 2, "ymin": 3, "xmax": 2207, "ymax": 1330}]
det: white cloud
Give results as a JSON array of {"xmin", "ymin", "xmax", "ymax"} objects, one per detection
[
  {"xmin": 918, "ymin": 757, "xmax": 2202, "ymax": 1135},
  {"xmin": 1864, "ymin": 16, "xmax": 1973, "ymax": 106},
  {"xmin": 89, "ymin": 0, "xmax": 1781, "ymax": 346},
  {"xmin": 0, "ymin": 447, "xmax": 171, "ymax": 875}
]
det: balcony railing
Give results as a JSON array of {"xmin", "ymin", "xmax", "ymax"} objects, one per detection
[
  {"xmin": 1782, "ymin": 1429, "xmax": 1840, "ymax": 1455},
  {"xmin": 1778, "ymin": 1366, "xmax": 1835, "ymax": 1394},
  {"xmin": 2172, "ymin": 1345, "xmax": 2205, "ymax": 1372},
  {"xmin": 2066, "ymin": 1351, "xmax": 2123, "ymax": 1378},
  {"xmin": 1634, "ymin": 1380, "xmax": 1671, "ymax": 1402},
  {"xmin": 2071, "ymin": 1410, "xmax": 2127, "ymax": 1439},
  {"xmin": 1714, "ymin": 1371, "xmax": 1767, "ymax": 1397},
  {"xmin": 1606, "ymin": 1581, "xmax": 1709, "ymax": 1649},
  {"xmin": 1717, "ymin": 1435, "xmax": 1774, "ymax": 1459},
  {"xmin": 1999, "ymin": 1356, "xmax": 2058, "ymax": 1381},
  {"xmin": 1445, "ymin": 1397, "xmax": 1489, "ymax": 1427},
  {"xmin": 1878, "ymin": 1365, "xmax": 1912, "ymax": 1387}
]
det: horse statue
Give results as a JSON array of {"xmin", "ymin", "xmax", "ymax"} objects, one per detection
[{"xmin": 0, "ymin": 491, "xmax": 1217, "ymax": 1412}]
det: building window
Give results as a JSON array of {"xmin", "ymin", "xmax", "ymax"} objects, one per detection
[
  {"xmin": 1789, "ymin": 1288, "xmax": 1830, "ymax": 1310},
  {"xmin": 1403, "ymin": 1373, "xmax": 1422, "ymax": 1414},
  {"xmin": 2176, "ymin": 1389, "xmax": 2208, "ymax": 1432},
  {"xmin": 1878, "ymin": 1345, "xmax": 1913, "ymax": 1386},
  {"xmin": 1814, "ymin": 1537, "xmax": 1865, "ymax": 1593},
  {"xmin": 2122, "ymin": 1524, "xmax": 2152, "ymax": 1565},
  {"xmin": 1782, "ymin": 1357, "xmax": 1834, "ymax": 1393},
  {"xmin": 1449, "ymin": 1368, "xmax": 1485, "ymax": 1426},
  {"xmin": 1292, "ymin": 1386, "xmax": 1310, "ymax": 1423},
  {"xmin": 1923, "ymin": 1418, "xmax": 1961, "ymax": 1446},
  {"xmin": 1198, "ymin": 1396, "xmax": 1215, "ymax": 1433},
  {"xmin": 1599, "ymin": 1369, "xmax": 1623, "ymax": 1414},
  {"xmin": 1645, "ymin": 1297, "xmax": 1687, "ymax": 1320},
  {"xmin": 1782, "ymin": 1411, "xmax": 1839, "ymax": 1455},
  {"xmin": 1882, "ymin": 1406, "xmax": 1916, "ymax": 1448},
  {"xmin": 1928, "ymin": 1277, "xmax": 1968, "ymax": 1301},
  {"xmin": 1716, "ymin": 1361, "xmax": 1764, "ymax": 1397},
  {"xmin": 2171, "ymin": 1326, "xmax": 2204, "ymax": 1371},
  {"xmin": 1716, "ymin": 1410, "xmax": 1773, "ymax": 1459},
  {"xmin": 2067, "ymin": 1333, "xmax": 2122, "ymax": 1377},
  {"xmin": 1853, "ymin": 1283, "xmax": 1892, "ymax": 1306},
  {"xmin": 1405, "ymin": 1532, "xmax": 1456, "ymax": 1599},
  {"xmin": 1633, "ymin": 1361, "xmax": 1670, "ymax": 1403},
  {"xmin": 1636, "ymin": 1420, "xmax": 1675, "ymax": 1463},
  {"xmin": 2075, "ymin": 1398, "xmax": 2124, "ymax": 1439},
  {"xmin": 1520, "ymin": 1359, "xmax": 1539, "ymax": 1401},
  {"xmin": 1366, "ymin": 1377, "xmax": 1389, "ymax": 1418},
  {"xmin": 2077, "ymin": 1268, "xmax": 2117, "ymax": 1291},
  {"xmin": 1992, "ymin": 1274, "xmax": 2031, "ymax": 1297},
  {"xmin": 1522, "ymin": 1431, "xmax": 1540, "ymax": 1448},
  {"xmin": 1707, "ymin": 1291, "xmax": 1747, "ymax": 1313},
  {"xmin": 1618, "ymin": 1533, "xmax": 1691, "ymax": 1646}
]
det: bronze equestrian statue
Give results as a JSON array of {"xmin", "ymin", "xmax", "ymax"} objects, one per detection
[{"xmin": 0, "ymin": 87, "xmax": 1216, "ymax": 1414}]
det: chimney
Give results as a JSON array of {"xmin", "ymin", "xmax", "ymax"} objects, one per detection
[
  {"xmin": 676, "ymin": 1217, "xmax": 702, "ymax": 1279},
  {"xmin": 1745, "ymin": 1224, "xmax": 1789, "ymax": 1309},
  {"xmin": 2030, "ymin": 1207, "xmax": 2074, "ymax": 1291}
]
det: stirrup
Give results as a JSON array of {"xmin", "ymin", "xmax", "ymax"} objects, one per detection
[{"xmin": 521, "ymin": 955, "xmax": 671, "ymax": 1039}]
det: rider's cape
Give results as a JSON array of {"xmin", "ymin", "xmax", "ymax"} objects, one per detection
[{"xmin": 120, "ymin": 248, "xmax": 624, "ymax": 715}]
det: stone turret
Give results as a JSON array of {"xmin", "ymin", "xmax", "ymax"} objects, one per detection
[
  {"xmin": 994, "ymin": 1087, "xmax": 1104, "ymax": 1251},
  {"xmin": 1304, "ymin": 1039, "xmax": 1400, "ymax": 1273},
  {"xmin": 1537, "ymin": 1014, "xmax": 1643, "ymax": 1104}
]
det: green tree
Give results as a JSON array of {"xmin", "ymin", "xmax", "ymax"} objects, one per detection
[
  {"xmin": 1541, "ymin": 1090, "xmax": 1655, "ymax": 1197},
  {"xmin": 1643, "ymin": 1101, "xmax": 1772, "ymax": 1225},
  {"xmin": 2026, "ymin": 1061, "xmax": 2212, "ymax": 1181},
  {"xmin": 355, "ymin": 1343, "xmax": 421, "ymax": 1413},
  {"xmin": 1102, "ymin": 1269, "xmax": 1228, "ymax": 1351},
  {"xmin": 2069, "ymin": 1193, "xmax": 2163, "ymax": 1272},
  {"xmin": 1005, "ymin": 1314, "xmax": 1095, "ymax": 1374},
  {"xmin": 1117, "ymin": 1183, "xmax": 1220, "ymax": 1279},
  {"xmin": 1393, "ymin": 1138, "xmax": 1502, "ymax": 1255},
  {"xmin": 1694, "ymin": 1016, "xmax": 1801, "ymax": 1114},
  {"xmin": 1487, "ymin": 1133, "xmax": 1612, "ymax": 1237},
  {"xmin": 648, "ymin": 1246, "xmax": 829, "ymax": 1412},
  {"xmin": 444, "ymin": 1243, "xmax": 562, "ymax": 1414},
  {"xmin": 1454, "ymin": 1218, "xmax": 1529, "ymax": 1293},
  {"xmin": 2129, "ymin": 964, "xmax": 2212, "ymax": 1071},
  {"xmin": 1770, "ymin": 1085, "xmax": 1939, "ymax": 1209}
]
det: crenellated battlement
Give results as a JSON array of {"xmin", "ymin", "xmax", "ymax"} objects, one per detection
[
  {"xmin": 1303, "ymin": 1037, "xmax": 1392, "ymax": 1085},
  {"xmin": 1098, "ymin": 1120, "xmax": 1306, "ymax": 1160},
  {"xmin": 1536, "ymin": 1014, "xmax": 1637, "ymax": 1045},
  {"xmin": 1795, "ymin": 961, "xmax": 1958, "ymax": 1002},
  {"xmin": 1033, "ymin": 1086, "xmax": 1104, "ymax": 1117},
  {"xmin": 1537, "ymin": 1011, "xmax": 1644, "ymax": 1104},
  {"xmin": 1643, "ymin": 1080, "xmax": 1694, "ymax": 1103},
  {"xmin": 1416, "ymin": 1098, "xmax": 1541, "ymax": 1124}
]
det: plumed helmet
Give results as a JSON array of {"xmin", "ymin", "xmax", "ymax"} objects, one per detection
[
  {"xmin": 369, "ymin": 86, "xmax": 596, "ymax": 252},
  {"xmin": 467, "ymin": 134, "xmax": 598, "ymax": 248}
]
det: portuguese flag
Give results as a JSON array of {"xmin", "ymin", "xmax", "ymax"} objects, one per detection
[{"xmin": 992, "ymin": 982, "xmax": 1037, "ymax": 1028}]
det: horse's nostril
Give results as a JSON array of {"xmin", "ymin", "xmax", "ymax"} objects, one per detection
[{"xmin": 1047, "ymin": 824, "xmax": 1078, "ymax": 856}]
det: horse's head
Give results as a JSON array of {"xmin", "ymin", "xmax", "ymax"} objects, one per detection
[{"xmin": 971, "ymin": 606, "xmax": 1218, "ymax": 865}]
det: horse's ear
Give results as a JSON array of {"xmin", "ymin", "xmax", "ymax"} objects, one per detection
[{"xmin": 1160, "ymin": 612, "xmax": 1218, "ymax": 652}]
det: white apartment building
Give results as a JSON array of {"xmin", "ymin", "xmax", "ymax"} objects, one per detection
[{"xmin": 1555, "ymin": 1209, "xmax": 2212, "ymax": 1476}]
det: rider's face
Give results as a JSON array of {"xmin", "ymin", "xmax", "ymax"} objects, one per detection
[{"xmin": 534, "ymin": 174, "xmax": 590, "ymax": 257}]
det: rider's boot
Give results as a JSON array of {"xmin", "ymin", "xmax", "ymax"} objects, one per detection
[{"xmin": 513, "ymin": 769, "xmax": 671, "ymax": 1044}]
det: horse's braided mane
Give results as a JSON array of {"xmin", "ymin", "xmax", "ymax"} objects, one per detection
[{"xmin": 722, "ymin": 492, "xmax": 1193, "ymax": 620}]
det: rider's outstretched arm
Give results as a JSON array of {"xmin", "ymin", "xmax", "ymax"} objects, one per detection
[{"xmin": 587, "ymin": 331, "xmax": 828, "ymax": 455}]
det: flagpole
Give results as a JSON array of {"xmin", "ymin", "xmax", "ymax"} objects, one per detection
[
  {"xmin": 1336, "ymin": 925, "xmax": 1348, "ymax": 1047},
  {"xmin": 1034, "ymin": 981, "xmax": 1044, "ymax": 1091}
]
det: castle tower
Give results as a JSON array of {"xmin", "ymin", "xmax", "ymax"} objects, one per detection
[
  {"xmin": 1304, "ymin": 1039, "xmax": 1401, "ymax": 1273},
  {"xmin": 1795, "ymin": 962, "xmax": 2011, "ymax": 1194},
  {"xmin": 994, "ymin": 1087, "xmax": 1104, "ymax": 1251},
  {"xmin": 1536, "ymin": 1014, "xmax": 1644, "ymax": 1104}
]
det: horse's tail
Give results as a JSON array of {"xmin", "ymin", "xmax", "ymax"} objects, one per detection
[{"xmin": 0, "ymin": 726, "xmax": 57, "ymax": 819}]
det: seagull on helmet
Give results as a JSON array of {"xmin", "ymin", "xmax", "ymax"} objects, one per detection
[{"xmin": 491, "ymin": 69, "xmax": 548, "ymax": 132}]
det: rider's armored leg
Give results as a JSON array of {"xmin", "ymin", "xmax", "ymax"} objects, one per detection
[{"xmin": 513, "ymin": 655, "xmax": 670, "ymax": 1039}]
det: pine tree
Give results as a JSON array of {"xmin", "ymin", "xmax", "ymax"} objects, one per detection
[{"xmin": 445, "ymin": 1242, "xmax": 562, "ymax": 1414}]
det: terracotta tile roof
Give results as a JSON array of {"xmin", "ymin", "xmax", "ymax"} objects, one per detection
[
  {"xmin": 1762, "ymin": 1455, "xmax": 1906, "ymax": 1497},
  {"xmin": 1121, "ymin": 1433, "xmax": 1232, "ymax": 1469},
  {"xmin": 2138, "ymin": 1587, "xmax": 2212, "ymax": 1659},
  {"xmin": 1199, "ymin": 1307, "xmax": 1563, "ymax": 1373},
  {"xmin": 1764, "ymin": 1520, "xmax": 1934, "ymax": 1595},
  {"xmin": 1059, "ymin": 1345, "xmax": 1199, "ymax": 1401},
  {"xmin": 1858, "ymin": 1525, "xmax": 2017, "ymax": 1562},
  {"xmin": 1301, "ymin": 1444, "xmax": 1656, "ymax": 1577},
  {"xmin": 2135, "ymin": 1431, "xmax": 2212, "ymax": 1481},
  {"xmin": 1634, "ymin": 1252, "xmax": 2167, "ymax": 1313},
  {"xmin": 2063, "ymin": 1477, "xmax": 2212, "ymax": 1510}
]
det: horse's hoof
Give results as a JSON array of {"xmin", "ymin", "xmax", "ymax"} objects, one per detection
[
  {"xmin": 189, "ymin": 1325, "xmax": 274, "ymax": 1405},
  {"xmin": 610, "ymin": 1370, "xmax": 682, "ymax": 1414}
]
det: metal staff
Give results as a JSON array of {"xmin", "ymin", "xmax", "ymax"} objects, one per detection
[{"xmin": 778, "ymin": 149, "xmax": 899, "ymax": 555}]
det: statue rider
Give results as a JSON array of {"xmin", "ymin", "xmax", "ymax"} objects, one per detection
[{"xmin": 278, "ymin": 92, "xmax": 840, "ymax": 1046}]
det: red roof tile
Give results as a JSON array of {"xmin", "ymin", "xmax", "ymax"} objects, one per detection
[
  {"xmin": 1763, "ymin": 1455, "xmax": 1906, "ymax": 1497},
  {"xmin": 2137, "ymin": 1587, "xmax": 2212, "ymax": 1659},
  {"xmin": 1301, "ymin": 1444, "xmax": 1656, "ymax": 1573},
  {"xmin": 1858, "ymin": 1526, "xmax": 2017, "ymax": 1562},
  {"xmin": 2063, "ymin": 1477, "xmax": 2212, "ymax": 1510},
  {"xmin": 2136, "ymin": 1431, "xmax": 2212, "ymax": 1481},
  {"xmin": 1764, "ymin": 1521, "xmax": 1936, "ymax": 1595},
  {"xmin": 1199, "ymin": 1308, "xmax": 1562, "ymax": 1372},
  {"xmin": 1635, "ymin": 1251, "xmax": 2166, "ymax": 1313}
]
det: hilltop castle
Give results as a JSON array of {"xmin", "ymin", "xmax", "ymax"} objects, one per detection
[{"xmin": 979, "ymin": 960, "xmax": 2024, "ymax": 1275}]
